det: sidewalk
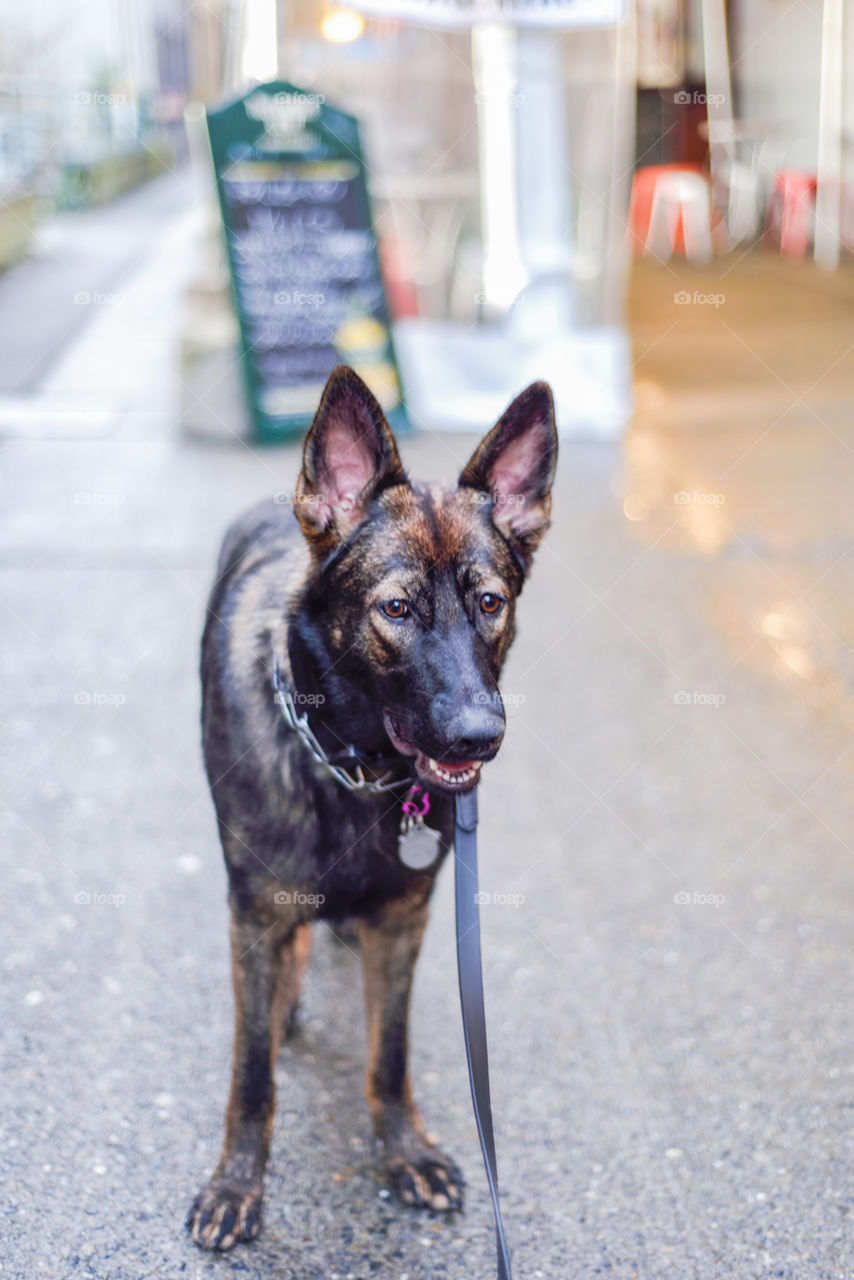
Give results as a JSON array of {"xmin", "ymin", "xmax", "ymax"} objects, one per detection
[
  {"xmin": 2, "ymin": 229, "xmax": 854, "ymax": 1278},
  {"xmin": 0, "ymin": 171, "xmax": 196, "ymax": 399}
]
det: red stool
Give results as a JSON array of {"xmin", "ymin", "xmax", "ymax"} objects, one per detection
[
  {"xmin": 764, "ymin": 171, "xmax": 817, "ymax": 258},
  {"xmin": 628, "ymin": 164, "xmax": 708, "ymax": 257},
  {"xmin": 378, "ymin": 236, "xmax": 419, "ymax": 319}
]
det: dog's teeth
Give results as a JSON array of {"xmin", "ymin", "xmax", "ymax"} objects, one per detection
[{"xmin": 427, "ymin": 757, "xmax": 482, "ymax": 786}]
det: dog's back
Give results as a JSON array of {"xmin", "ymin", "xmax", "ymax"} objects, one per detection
[{"xmin": 200, "ymin": 500, "xmax": 305, "ymax": 820}]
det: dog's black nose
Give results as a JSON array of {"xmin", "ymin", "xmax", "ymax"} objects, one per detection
[{"xmin": 442, "ymin": 702, "xmax": 505, "ymax": 760}]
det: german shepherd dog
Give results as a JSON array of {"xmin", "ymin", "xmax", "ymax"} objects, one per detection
[{"xmin": 187, "ymin": 366, "xmax": 557, "ymax": 1251}]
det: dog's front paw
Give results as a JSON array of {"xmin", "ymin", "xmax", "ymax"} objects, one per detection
[
  {"xmin": 185, "ymin": 1180, "xmax": 262, "ymax": 1250},
  {"xmin": 386, "ymin": 1148, "xmax": 465, "ymax": 1213}
]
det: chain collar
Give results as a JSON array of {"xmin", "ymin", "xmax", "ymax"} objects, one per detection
[{"xmin": 272, "ymin": 661, "xmax": 411, "ymax": 795}]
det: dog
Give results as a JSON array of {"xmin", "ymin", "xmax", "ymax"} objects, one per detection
[{"xmin": 186, "ymin": 365, "xmax": 557, "ymax": 1251}]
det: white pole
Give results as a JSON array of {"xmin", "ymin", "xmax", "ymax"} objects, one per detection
[
  {"xmin": 471, "ymin": 23, "xmax": 528, "ymax": 315},
  {"xmin": 510, "ymin": 27, "xmax": 575, "ymax": 337},
  {"xmin": 603, "ymin": 0, "xmax": 637, "ymax": 325},
  {"xmin": 241, "ymin": 0, "xmax": 279, "ymax": 83},
  {"xmin": 815, "ymin": 0, "xmax": 844, "ymax": 269},
  {"xmin": 514, "ymin": 30, "xmax": 572, "ymax": 281},
  {"xmin": 700, "ymin": 0, "xmax": 735, "ymax": 195}
]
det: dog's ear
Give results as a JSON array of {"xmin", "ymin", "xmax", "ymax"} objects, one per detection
[
  {"xmin": 459, "ymin": 381, "xmax": 558, "ymax": 571},
  {"xmin": 295, "ymin": 366, "xmax": 408, "ymax": 552}
]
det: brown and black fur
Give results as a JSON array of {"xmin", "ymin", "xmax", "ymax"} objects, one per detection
[{"xmin": 186, "ymin": 366, "xmax": 557, "ymax": 1252}]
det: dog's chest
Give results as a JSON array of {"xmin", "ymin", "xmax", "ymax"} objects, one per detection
[{"xmin": 262, "ymin": 766, "xmax": 452, "ymax": 915}]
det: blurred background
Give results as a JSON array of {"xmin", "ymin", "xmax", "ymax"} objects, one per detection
[{"xmin": 5, "ymin": 2, "xmax": 854, "ymax": 1278}]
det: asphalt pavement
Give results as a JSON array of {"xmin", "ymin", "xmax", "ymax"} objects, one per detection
[{"xmin": 3, "ymin": 172, "xmax": 854, "ymax": 1279}]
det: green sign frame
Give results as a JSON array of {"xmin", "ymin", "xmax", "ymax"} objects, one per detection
[{"xmin": 205, "ymin": 80, "xmax": 408, "ymax": 443}]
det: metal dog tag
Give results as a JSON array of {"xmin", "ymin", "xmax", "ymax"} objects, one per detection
[{"xmin": 399, "ymin": 820, "xmax": 440, "ymax": 870}]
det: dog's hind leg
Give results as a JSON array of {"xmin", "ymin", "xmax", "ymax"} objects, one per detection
[
  {"xmin": 280, "ymin": 921, "xmax": 312, "ymax": 1041},
  {"xmin": 187, "ymin": 911, "xmax": 295, "ymax": 1250},
  {"xmin": 358, "ymin": 891, "xmax": 464, "ymax": 1213}
]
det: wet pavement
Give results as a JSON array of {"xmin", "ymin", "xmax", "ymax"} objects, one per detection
[{"xmin": 3, "ymin": 180, "xmax": 854, "ymax": 1278}]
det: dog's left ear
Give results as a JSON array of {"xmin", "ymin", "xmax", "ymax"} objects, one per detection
[
  {"xmin": 295, "ymin": 366, "xmax": 408, "ymax": 554},
  {"xmin": 459, "ymin": 381, "xmax": 558, "ymax": 571}
]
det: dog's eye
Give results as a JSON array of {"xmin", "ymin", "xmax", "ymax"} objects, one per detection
[
  {"xmin": 381, "ymin": 599, "xmax": 409, "ymax": 620},
  {"xmin": 480, "ymin": 593, "xmax": 504, "ymax": 615}
]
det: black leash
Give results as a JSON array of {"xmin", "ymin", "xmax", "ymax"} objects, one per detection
[{"xmin": 454, "ymin": 791, "xmax": 513, "ymax": 1280}]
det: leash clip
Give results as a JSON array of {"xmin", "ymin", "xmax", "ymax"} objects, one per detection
[
  {"xmin": 398, "ymin": 786, "xmax": 439, "ymax": 870},
  {"xmin": 401, "ymin": 784, "xmax": 430, "ymax": 823}
]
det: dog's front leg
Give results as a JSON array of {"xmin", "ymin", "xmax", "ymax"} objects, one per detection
[
  {"xmin": 358, "ymin": 891, "xmax": 464, "ymax": 1212},
  {"xmin": 187, "ymin": 910, "xmax": 292, "ymax": 1250}
]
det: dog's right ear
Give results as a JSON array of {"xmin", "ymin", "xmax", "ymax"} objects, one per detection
[
  {"xmin": 294, "ymin": 366, "xmax": 408, "ymax": 554},
  {"xmin": 459, "ymin": 381, "xmax": 558, "ymax": 573}
]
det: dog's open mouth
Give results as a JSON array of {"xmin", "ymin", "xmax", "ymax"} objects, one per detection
[{"xmin": 382, "ymin": 711, "xmax": 483, "ymax": 793}]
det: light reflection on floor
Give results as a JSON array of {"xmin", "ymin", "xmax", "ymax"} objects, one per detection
[{"xmin": 623, "ymin": 256, "xmax": 854, "ymax": 744}]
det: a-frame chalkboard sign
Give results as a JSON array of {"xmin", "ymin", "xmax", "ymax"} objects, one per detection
[{"xmin": 206, "ymin": 81, "xmax": 407, "ymax": 442}]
